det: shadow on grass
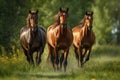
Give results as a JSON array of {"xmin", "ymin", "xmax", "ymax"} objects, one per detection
[{"xmin": 17, "ymin": 72, "xmax": 72, "ymax": 79}]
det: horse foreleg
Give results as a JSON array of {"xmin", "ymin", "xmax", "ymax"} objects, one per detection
[
  {"xmin": 54, "ymin": 47, "xmax": 59, "ymax": 70},
  {"xmin": 56, "ymin": 49, "xmax": 59, "ymax": 70},
  {"xmin": 47, "ymin": 51, "xmax": 51, "ymax": 62},
  {"xmin": 84, "ymin": 48, "xmax": 91, "ymax": 63},
  {"xmin": 29, "ymin": 51, "xmax": 34, "ymax": 65},
  {"xmin": 49, "ymin": 50, "xmax": 56, "ymax": 71},
  {"xmin": 48, "ymin": 44, "xmax": 56, "ymax": 71},
  {"xmin": 80, "ymin": 48, "xmax": 84, "ymax": 67},
  {"xmin": 73, "ymin": 45, "xmax": 80, "ymax": 67},
  {"xmin": 36, "ymin": 48, "xmax": 43, "ymax": 66},
  {"xmin": 63, "ymin": 48, "xmax": 69, "ymax": 72},
  {"xmin": 51, "ymin": 54, "xmax": 56, "ymax": 71},
  {"xmin": 82, "ymin": 49, "xmax": 88, "ymax": 64},
  {"xmin": 60, "ymin": 53, "xmax": 64, "ymax": 71},
  {"xmin": 47, "ymin": 44, "xmax": 52, "ymax": 62},
  {"xmin": 23, "ymin": 49, "xmax": 31, "ymax": 64}
]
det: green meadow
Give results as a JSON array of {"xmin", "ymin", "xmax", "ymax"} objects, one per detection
[{"xmin": 0, "ymin": 45, "xmax": 120, "ymax": 80}]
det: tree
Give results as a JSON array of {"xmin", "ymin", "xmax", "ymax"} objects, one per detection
[
  {"xmin": 0, "ymin": 0, "xmax": 32, "ymax": 55},
  {"xmin": 91, "ymin": 0, "xmax": 120, "ymax": 44},
  {"xmin": 92, "ymin": 0, "xmax": 112, "ymax": 44}
]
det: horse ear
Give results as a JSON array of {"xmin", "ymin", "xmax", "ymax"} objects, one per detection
[
  {"xmin": 36, "ymin": 10, "xmax": 39, "ymax": 14},
  {"xmin": 29, "ymin": 10, "xmax": 31, "ymax": 14},
  {"xmin": 85, "ymin": 11, "xmax": 88, "ymax": 15},
  {"xmin": 60, "ymin": 7, "xmax": 62, "ymax": 12},
  {"xmin": 91, "ymin": 11, "xmax": 93, "ymax": 15},
  {"xmin": 66, "ymin": 8, "xmax": 69, "ymax": 12}
]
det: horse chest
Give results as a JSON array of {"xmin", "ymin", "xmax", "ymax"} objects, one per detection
[
  {"xmin": 31, "ymin": 36, "xmax": 42, "ymax": 48},
  {"xmin": 31, "ymin": 41, "xmax": 39, "ymax": 48},
  {"xmin": 81, "ymin": 38, "xmax": 91, "ymax": 48},
  {"xmin": 57, "ymin": 42, "xmax": 66, "ymax": 47},
  {"xmin": 57, "ymin": 38, "xmax": 68, "ymax": 48}
]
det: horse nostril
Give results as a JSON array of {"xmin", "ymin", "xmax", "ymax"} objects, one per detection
[
  {"xmin": 31, "ymin": 27, "xmax": 34, "ymax": 31},
  {"xmin": 89, "ymin": 16, "xmax": 92, "ymax": 20},
  {"xmin": 63, "ymin": 13, "xmax": 66, "ymax": 16}
]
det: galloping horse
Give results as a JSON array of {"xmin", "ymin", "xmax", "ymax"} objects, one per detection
[
  {"xmin": 72, "ymin": 11, "xmax": 95, "ymax": 67},
  {"xmin": 20, "ymin": 10, "xmax": 46, "ymax": 65},
  {"xmin": 47, "ymin": 8, "xmax": 73, "ymax": 71}
]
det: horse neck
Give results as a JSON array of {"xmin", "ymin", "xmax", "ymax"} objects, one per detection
[
  {"xmin": 61, "ymin": 22, "xmax": 68, "ymax": 33},
  {"xmin": 56, "ymin": 23, "xmax": 67, "ymax": 39},
  {"xmin": 82, "ymin": 23, "xmax": 89, "ymax": 37},
  {"xmin": 29, "ymin": 25, "xmax": 38, "ymax": 38}
]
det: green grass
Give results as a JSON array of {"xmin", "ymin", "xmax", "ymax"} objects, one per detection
[{"xmin": 0, "ymin": 45, "xmax": 120, "ymax": 80}]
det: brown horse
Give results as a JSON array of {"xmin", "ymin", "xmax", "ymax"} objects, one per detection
[
  {"xmin": 20, "ymin": 10, "xmax": 46, "ymax": 65},
  {"xmin": 47, "ymin": 8, "xmax": 73, "ymax": 71},
  {"xmin": 72, "ymin": 11, "xmax": 95, "ymax": 67}
]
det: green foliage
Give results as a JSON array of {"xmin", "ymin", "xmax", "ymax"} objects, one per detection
[
  {"xmin": 92, "ymin": 0, "xmax": 120, "ymax": 44},
  {"xmin": 0, "ymin": 0, "xmax": 120, "ymax": 56},
  {"xmin": 92, "ymin": 0, "xmax": 111, "ymax": 44}
]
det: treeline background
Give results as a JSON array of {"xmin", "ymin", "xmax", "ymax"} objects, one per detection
[{"xmin": 0, "ymin": 0, "xmax": 120, "ymax": 56}]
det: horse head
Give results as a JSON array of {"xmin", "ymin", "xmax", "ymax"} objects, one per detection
[
  {"xmin": 26, "ymin": 10, "xmax": 38, "ymax": 33},
  {"xmin": 57, "ymin": 7, "xmax": 69, "ymax": 34},
  {"xmin": 84, "ymin": 11, "xmax": 93, "ymax": 31}
]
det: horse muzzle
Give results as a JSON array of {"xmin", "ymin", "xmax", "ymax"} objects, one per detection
[
  {"xmin": 88, "ymin": 26, "xmax": 92, "ymax": 31},
  {"xmin": 31, "ymin": 26, "xmax": 38, "ymax": 32},
  {"xmin": 62, "ymin": 23, "xmax": 67, "ymax": 28}
]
